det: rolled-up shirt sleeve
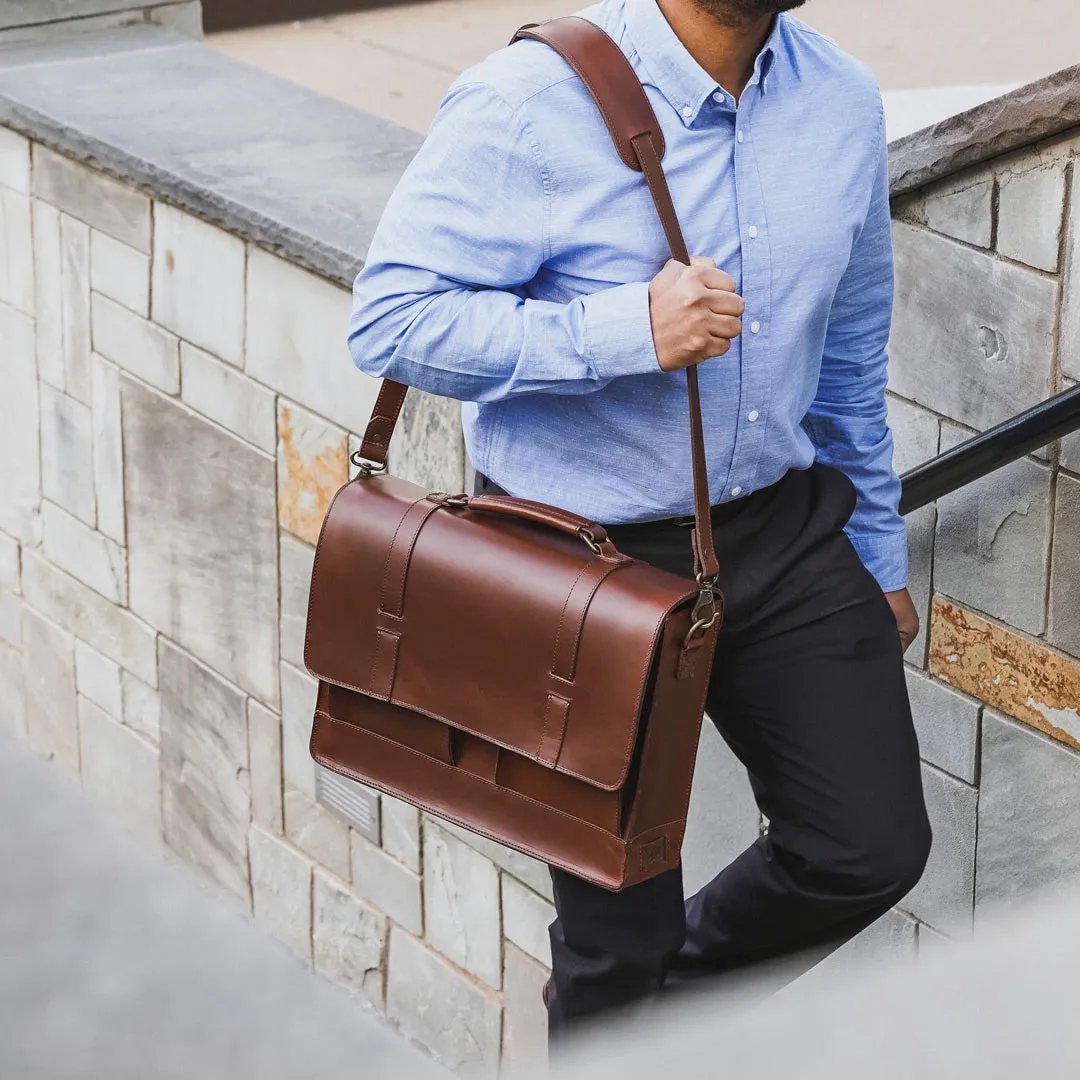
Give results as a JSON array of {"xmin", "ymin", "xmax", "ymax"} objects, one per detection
[
  {"xmin": 348, "ymin": 81, "xmax": 661, "ymax": 402},
  {"xmin": 803, "ymin": 106, "xmax": 908, "ymax": 593}
]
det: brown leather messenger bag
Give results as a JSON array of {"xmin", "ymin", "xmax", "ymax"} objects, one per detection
[{"xmin": 304, "ymin": 15, "xmax": 723, "ymax": 891}]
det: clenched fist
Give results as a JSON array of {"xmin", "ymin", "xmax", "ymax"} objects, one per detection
[{"xmin": 648, "ymin": 256, "xmax": 745, "ymax": 373}]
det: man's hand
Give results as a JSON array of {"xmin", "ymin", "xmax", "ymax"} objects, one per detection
[
  {"xmin": 885, "ymin": 589, "xmax": 919, "ymax": 653},
  {"xmin": 649, "ymin": 256, "xmax": 745, "ymax": 372}
]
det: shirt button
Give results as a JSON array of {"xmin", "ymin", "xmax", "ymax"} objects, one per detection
[
  {"xmin": 748, "ymin": 225, "xmax": 759, "ymax": 239},
  {"xmin": 713, "ymin": 92, "xmax": 724, "ymax": 104},
  {"xmin": 750, "ymin": 320, "xmax": 761, "ymax": 334},
  {"xmin": 747, "ymin": 410, "xmax": 760, "ymax": 422},
  {"xmin": 737, "ymin": 130, "xmax": 744, "ymax": 143},
  {"xmin": 731, "ymin": 486, "xmax": 743, "ymax": 498},
  {"xmin": 681, "ymin": 105, "xmax": 693, "ymax": 119}
]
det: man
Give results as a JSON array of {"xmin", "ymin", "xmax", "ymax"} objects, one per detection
[{"xmin": 349, "ymin": 0, "xmax": 932, "ymax": 1039}]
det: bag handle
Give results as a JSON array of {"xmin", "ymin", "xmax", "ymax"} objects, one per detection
[{"xmin": 354, "ymin": 16, "xmax": 720, "ymax": 609}]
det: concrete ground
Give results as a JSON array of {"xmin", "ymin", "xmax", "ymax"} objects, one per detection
[
  {"xmin": 207, "ymin": 0, "xmax": 1079, "ymax": 135},
  {"xmin": 0, "ymin": 733, "xmax": 442, "ymax": 1080}
]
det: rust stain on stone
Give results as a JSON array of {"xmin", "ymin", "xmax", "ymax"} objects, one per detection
[
  {"xmin": 277, "ymin": 404, "xmax": 347, "ymax": 545},
  {"xmin": 929, "ymin": 598, "xmax": 1080, "ymax": 752}
]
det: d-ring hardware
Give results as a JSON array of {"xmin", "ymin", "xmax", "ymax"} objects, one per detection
[{"xmin": 349, "ymin": 451, "xmax": 388, "ymax": 478}]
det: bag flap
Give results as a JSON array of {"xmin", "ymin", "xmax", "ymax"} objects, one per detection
[{"xmin": 305, "ymin": 475, "xmax": 697, "ymax": 792}]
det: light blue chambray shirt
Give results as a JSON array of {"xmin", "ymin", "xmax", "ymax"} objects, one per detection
[{"xmin": 349, "ymin": 0, "xmax": 907, "ymax": 591}]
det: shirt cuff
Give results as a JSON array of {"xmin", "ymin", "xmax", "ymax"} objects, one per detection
[
  {"xmin": 582, "ymin": 281, "xmax": 661, "ymax": 380},
  {"xmin": 847, "ymin": 528, "xmax": 909, "ymax": 594}
]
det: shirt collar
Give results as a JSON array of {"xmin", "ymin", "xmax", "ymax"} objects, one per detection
[{"xmin": 623, "ymin": 0, "xmax": 784, "ymax": 126}]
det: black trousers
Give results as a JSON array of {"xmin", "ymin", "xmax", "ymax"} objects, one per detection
[{"xmin": 477, "ymin": 463, "xmax": 932, "ymax": 1036}]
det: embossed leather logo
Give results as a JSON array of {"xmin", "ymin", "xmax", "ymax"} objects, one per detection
[{"xmin": 641, "ymin": 837, "xmax": 668, "ymax": 870}]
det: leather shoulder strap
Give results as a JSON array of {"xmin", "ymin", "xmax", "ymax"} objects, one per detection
[{"xmin": 356, "ymin": 16, "xmax": 719, "ymax": 583}]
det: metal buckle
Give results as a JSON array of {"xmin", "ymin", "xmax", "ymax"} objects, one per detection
[
  {"xmin": 349, "ymin": 450, "xmax": 387, "ymax": 478},
  {"xmin": 427, "ymin": 492, "xmax": 470, "ymax": 509},
  {"xmin": 578, "ymin": 527, "xmax": 605, "ymax": 557},
  {"xmin": 684, "ymin": 576, "xmax": 720, "ymax": 647}
]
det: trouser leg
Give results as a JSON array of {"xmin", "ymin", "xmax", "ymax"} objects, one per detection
[
  {"xmin": 546, "ymin": 862, "xmax": 685, "ymax": 1035},
  {"xmin": 667, "ymin": 466, "xmax": 931, "ymax": 983},
  {"xmin": 482, "ymin": 465, "xmax": 929, "ymax": 1035}
]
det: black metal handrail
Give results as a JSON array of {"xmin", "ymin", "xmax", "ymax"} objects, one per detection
[{"xmin": 900, "ymin": 385, "xmax": 1080, "ymax": 515}]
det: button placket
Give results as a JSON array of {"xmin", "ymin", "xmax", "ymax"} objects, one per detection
[{"xmin": 726, "ymin": 98, "xmax": 772, "ymax": 502}]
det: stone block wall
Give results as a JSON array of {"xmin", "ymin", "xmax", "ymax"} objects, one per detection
[
  {"xmin": 887, "ymin": 123, "xmax": 1080, "ymax": 939},
  {"xmin": 0, "ymin": 2, "xmax": 203, "ymax": 42},
  {"xmin": 3, "ymin": 93, "xmax": 1080, "ymax": 1077},
  {"xmin": 0, "ymin": 130, "xmax": 549, "ymax": 1076}
]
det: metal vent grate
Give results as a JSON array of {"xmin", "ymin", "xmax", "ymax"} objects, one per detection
[{"xmin": 315, "ymin": 766, "xmax": 381, "ymax": 843}]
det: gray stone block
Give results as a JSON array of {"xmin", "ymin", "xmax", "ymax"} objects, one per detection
[
  {"xmin": 890, "ymin": 222, "xmax": 1058, "ymax": 433},
  {"xmin": 424, "ymin": 821, "xmax": 502, "ymax": 989},
  {"xmin": 1061, "ymin": 381, "xmax": 1080, "ymax": 472},
  {"xmin": 918, "ymin": 175, "xmax": 994, "ymax": 249},
  {"xmin": 152, "ymin": 203, "xmax": 244, "ymax": 366},
  {"xmin": 502, "ymin": 944, "xmax": 548, "ymax": 1077},
  {"xmin": 934, "ymin": 423, "xmax": 1052, "ymax": 635},
  {"xmin": 249, "ymin": 824, "xmax": 312, "ymax": 963},
  {"xmin": 0, "ymin": 531, "xmax": 19, "ymax": 593},
  {"xmin": 21, "ymin": 606, "xmax": 77, "ymax": 772},
  {"xmin": 40, "ymin": 384, "xmax": 95, "ymax": 527},
  {"xmin": 681, "ymin": 719, "xmax": 760, "ymax": 897},
  {"xmin": 123, "ymin": 378, "xmax": 279, "ymax": 706},
  {"xmin": 159, "ymin": 638, "xmax": 251, "ymax": 903},
  {"xmin": 502, "ymin": 875, "xmax": 554, "ymax": 968},
  {"xmin": 32, "ymin": 145, "xmax": 150, "ymax": 251},
  {"xmin": 21, "ymin": 550, "xmax": 156, "ymax": 683},
  {"xmin": 1063, "ymin": 168, "xmax": 1080, "ymax": 383},
  {"xmin": 917, "ymin": 923, "xmax": 956, "ymax": 957},
  {"xmin": 78, "ymin": 695, "xmax": 161, "ymax": 848},
  {"xmin": 280, "ymin": 662, "xmax": 316, "ymax": 800},
  {"xmin": 431, "ymin": 816, "xmax": 553, "ymax": 902},
  {"xmin": 284, "ymin": 786, "xmax": 350, "ymax": 882},
  {"xmin": 0, "ymin": 640, "xmax": 26, "ymax": 743},
  {"xmin": 386, "ymin": 390, "xmax": 468, "ymax": 494},
  {"xmin": 1049, "ymin": 471, "xmax": 1080, "ymax": 657},
  {"xmin": 41, "ymin": 501, "xmax": 127, "ymax": 604},
  {"xmin": 0, "ymin": 125, "xmax": 30, "ymax": 192},
  {"xmin": 32, "ymin": 200, "xmax": 64, "ymax": 390},
  {"xmin": 312, "ymin": 869, "xmax": 387, "ymax": 1010},
  {"xmin": 0, "ymin": 2, "xmax": 179, "ymax": 31},
  {"xmin": 350, "ymin": 830, "xmax": 423, "ymax": 935},
  {"xmin": 152, "ymin": 2, "xmax": 203, "ymax": 39},
  {"xmin": 886, "ymin": 394, "xmax": 940, "ymax": 476},
  {"xmin": 380, "ymin": 794, "xmax": 419, "ymax": 873},
  {"xmin": 0, "ymin": 587, "xmax": 19, "ymax": 649},
  {"xmin": 900, "ymin": 763, "xmax": 977, "ymax": 939},
  {"xmin": 996, "ymin": 162, "xmax": 1067, "ymax": 272},
  {"xmin": 802, "ymin": 908, "xmax": 918, "ymax": 985},
  {"xmin": 90, "ymin": 355, "xmax": 125, "ymax": 544},
  {"xmin": 904, "ymin": 504, "xmax": 936, "ymax": 669},
  {"xmin": 0, "ymin": 301, "xmax": 38, "ymax": 543},
  {"xmin": 246, "ymin": 249, "xmax": 374, "ymax": 435},
  {"xmin": 90, "ymin": 229, "xmax": 149, "ymax": 317},
  {"xmin": 0, "ymin": 185, "xmax": 33, "ymax": 316},
  {"xmin": 976, "ymin": 710, "xmax": 1080, "ymax": 916},
  {"xmin": 889, "ymin": 65, "xmax": 1080, "ymax": 197},
  {"xmin": 120, "ymin": 670, "xmax": 159, "ymax": 742},
  {"xmin": 278, "ymin": 533, "xmax": 314, "ymax": 670},
  {"xmin": 92, "ymin": 292, "xmax": 179, "ymax": 395},
  {"xmin": 386, "ymin": 927, "xmax": 502, "ymax": 1077},
  {"xmin": 180, "ymin": 343, "xmax": 276, "ymax": 453},
  {"xmin": 59, "ymin": 213, "xmax": 91, "ymax": 403},
  {"xmin": 905, "ymin": 669, "xmax": 980, "ymax": 783},
  {"xmin": 74, "ymin": 640, "xmax": 122, "ymax": 720},
  {"xmin": 248, "ymin": 698, "xmax": 283, "ymax": 835}
]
